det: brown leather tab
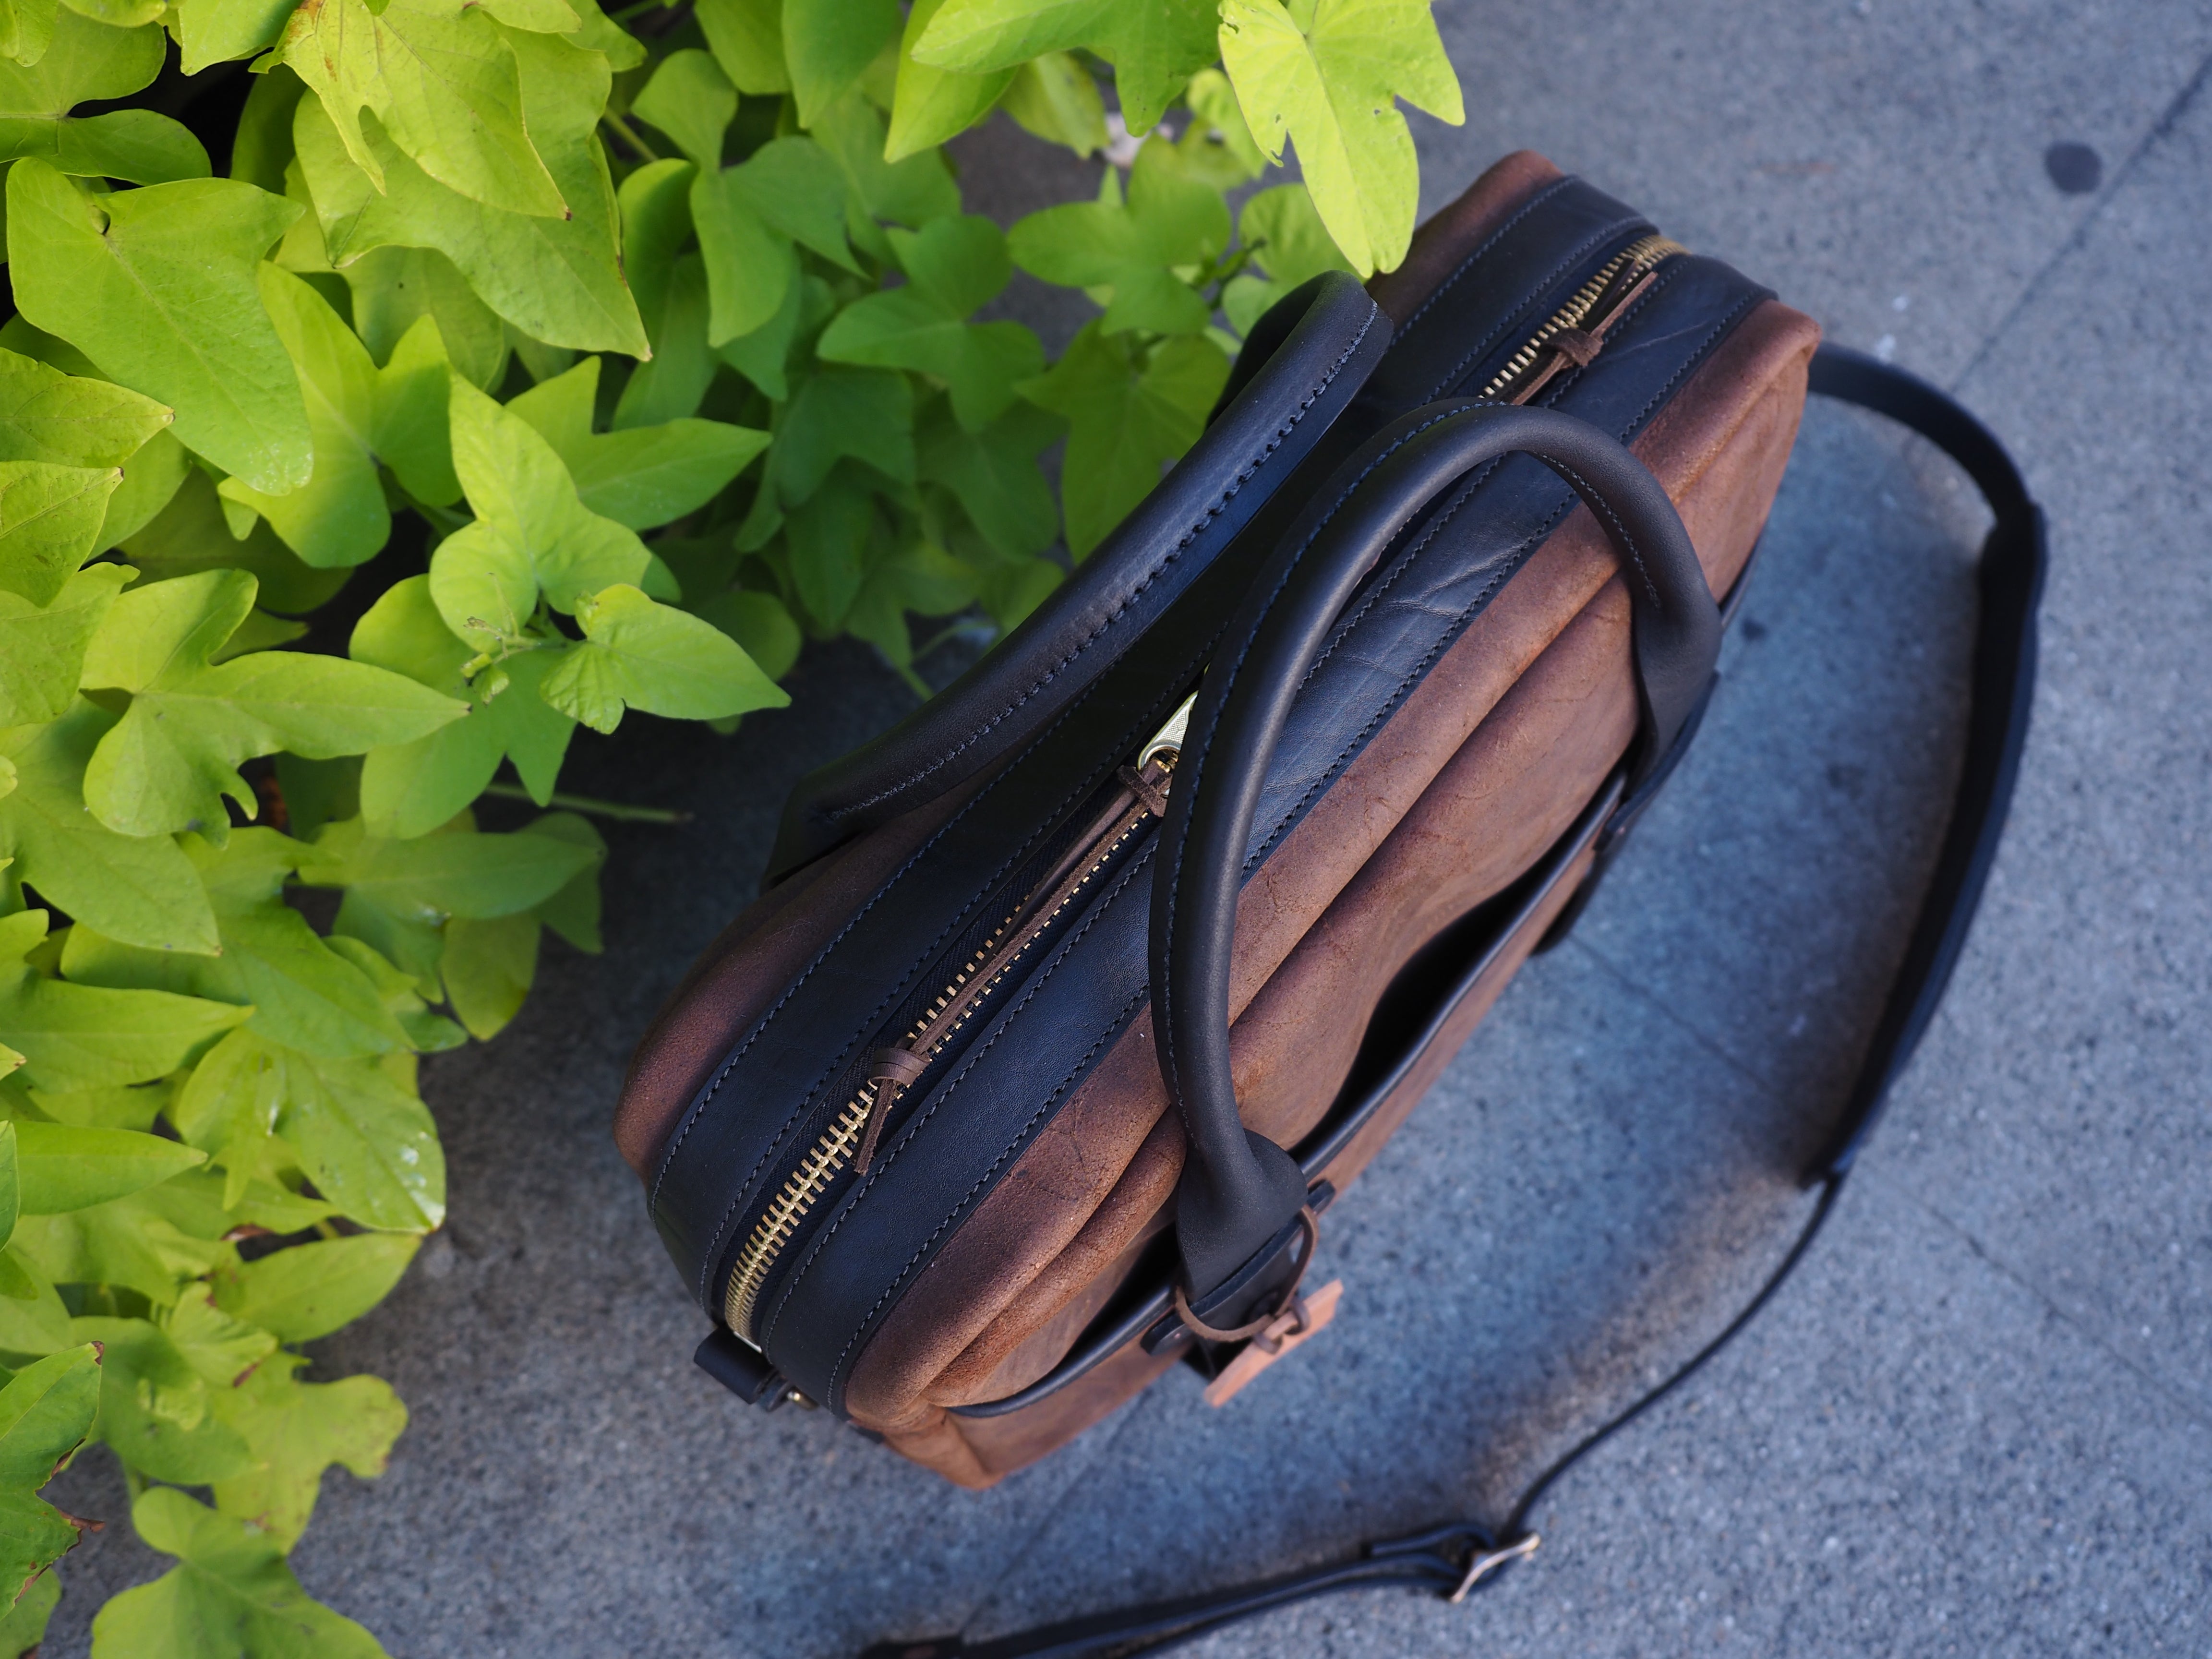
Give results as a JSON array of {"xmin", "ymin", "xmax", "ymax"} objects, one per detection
[{"xmin": 1202, "ymin": 1279, "xmax": 1344, "ymax": 1407}]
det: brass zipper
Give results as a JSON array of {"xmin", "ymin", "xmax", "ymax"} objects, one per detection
[
  {"xmin": 1479, "ymin": 233, "xmax": 1686, "ymax": 405},
  {"xmin": 722, "ymin": 694, "xmax": 1200, "ymax": 1343}
]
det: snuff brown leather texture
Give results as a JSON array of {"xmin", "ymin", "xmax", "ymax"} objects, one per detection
[{"xmin": 617, "ymin": 150, "xmax": 1819, "ymax": 1491}]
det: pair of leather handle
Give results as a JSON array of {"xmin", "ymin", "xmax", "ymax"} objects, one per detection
[
  {"xmin": 1152, "ymin": 402, "xmax": 1725, "ymax": 1308},
  {"xmin": 858, "ymin": 348, "xmax": 2045, "ymax": 1659}
]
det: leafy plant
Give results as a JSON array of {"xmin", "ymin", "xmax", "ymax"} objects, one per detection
[{"xmin": 0, "ymin": 0, "xmax": 1459, "ymax": 1648}]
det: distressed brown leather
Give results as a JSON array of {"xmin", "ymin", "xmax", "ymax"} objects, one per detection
[{"xmin": 617, "ymin": 153, "xmax": 1819, "ymax": 1492}]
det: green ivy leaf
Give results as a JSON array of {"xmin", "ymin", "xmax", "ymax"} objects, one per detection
[
  {"xmin": 1019, "ymin": 320, "xmax": 1226, "ymax": 556},
  {"xmin": 1008, "ymin": 142, "xmax": 1227, "ymax": 334},
  {"xmin": 909, "ymin": 0, "xmax": 1108, "ymax": 70},
  {"xmin": 212, "ymin": 1231, "xmax": 417, "ymax": 1342},
  {"xmin": 782, "ymin": 0, "xmax": 899, "ymax": 127},
  {"xmin": 0, "ymin": 1121, "xmax": 17, "ymax": 1249},
  {"xmin": 209, "ymin": 1350, "xmax": 405, "ymax": 1549},
  {"xmin": 72, "ymin": 1316, "xmax": 253, "ymax": 1483},
  {"xmin": 0, "ymin": 1343, "xmax": 100, "ymax": 1604},
  {"xmin": 507, "ymin": 356, "xmax": 768, "ymax": 529},
  {"xmin": 91, "ymin": 1486, "xmax": 387, "ymax": 1658},
  {"xmin": 0, "ymin": 1248, "xmax": 72, "ymax": 1360},
  {"xmin": 690, "ymin": 161, "xmax": 787, "ymax": 348},
  {"xmin": 293, "ymin": 65, "xmax": 646, "ymax": 357},
  {"xmin": 0, "ymin": 910, "xmax": 245, "ymax": 1093},
  {"xmin": 692, "ymin": 587, "xmax": 798, "ymax": 682},
  {"xmin": 540, "ymin": 581, "xmax": 789, "ymax": 733},
  {"xmin": 0, "ymin": 704, "xmax": 219, "ymax": 954},
  {"xmin": 116, "ymin": 470, "xmax": 350, "ymax": 618},
  {"xmin": 629, "ymin": 46, "xmax": 732, "ymax": 169},
  {"xmin": 281, "ymin": 0, "xmax": 567, "ymax": 218},
  {"xmin": 886, "ymin": 0, "xmax": 1012, "ymax": 163},
  {"xmin": 844, "ymin": 538, "xmax": 978, "ymax": 690},
  {"xmin": 1216, "ymin": 0, "xmax": 1462, "ymax": 277},
  {"xmin": 0, "ymin": 0, "xmax": 57, "ymax": 70},
  {"xmin": 615, "ymin": 167, "xmax": 717, "ymax": 426},
  {"xmin": 11, "ymin": 1189, "xmax": 230, "ymax": 1306},
  {"xmin": 77, "ymin": 567, "xmax": 466, "ymax": 841},
  {"xmin": 341, "ymin": 244, "xmax": 510, "ymax": 395},
  {"xmin": 0, "ymin": 7, "xmax": 157, "ymax": 103},
  {"xmin": 781, "ymin": 465, "xmax": 872, "ymax": 628},
  {"xmin": 445, "ymin": 375, "xmax": 654, "ymax": 616},
  {"xmin": 298, "ymin": 813, "xmax": 600, "ymax": 921},
  {"xmin": 162, "ymin": 1284, "xmax": 276, "ymax": 1388},
  {"xmin": 0, "ymin": 9, "xmax": 204, "ymax": 179},
  {"xmin": 271, "ymin": 1049, "xmax": 444, "ymax": 1230},
  {"xmin": 351, "ymin": 576, "xmax": 576, "ymax": 836},
  {"xmin": 809, "ymin": 90, "xmax": 960, "ymax": 231},
  {"xmin": 439, "ymin": 911, "xmax": 536, "ymax": 1039},
  {"xmin": 1222, "ymin": 180, "xmax": 1355, "ymax": 333},
  {"xmin": 774, "ymin": 365, "xmax": 914, "ymax": 503},
  {"xmin": 692, "ymin": 0, "xmax": 785, "ymax": 94},
  {"xmin": 916, "ymin": 394, "xmax": 1061, "ymax": 558},
  {"xmin": 167, "ymin": 1025, "xmax": 285, "ymax": 1209},
  {"xmin": 520, "ymin": 809, "xmax": 602, "ymax": 952},
  {"xmin": 818, "ymin": 216, "xmax": 1042, "ymax": 432},
  {"xmin": 172, "ymin": 0, "xmax": 301, "ymax": 72},
  {"xmin": 999, "ymin": 51, "xmax": 1105, "ymax": 157},
  {"xmin": 0, "ymin": 342, "xmax": 172, "ymax": 469},
  {"xmin": 733, "ymin": 135, "xmax": 862, "ymax": 273},
  {"xmin": 0, "ymin": 562, "xmax": 128, "ymax": 724},
  {"xmin": 216, "ymin": 265, "xmax": 391, "ymax": 570},
  {"xmin": 1092, "ymin": 0, "xmax": 1216, "ymax": 132},
  {"xmin": 58, "ymin": 829, "xmax": 416, "ymax": 1060},
  {"xmin": 1175, "ymin": 65, "xmax": 1268, "ymax": 188},
  {"xmin": 7, "ymin": 161, "xmax": 312, "ymax": 495},
  {"xmin": 712, "ymin": 261, "xmax": 824, "ymax": 402},
  {"xmin": 13, "ymin": 1122, "xmax": 206, "ymax": 1214},
  {"xmin": 366, "ymin": 313, "xmax": 462, "ymax": 507},
  {"xmin": 0, "ymin": 459, "xmax": 120, "ymax": 608}
]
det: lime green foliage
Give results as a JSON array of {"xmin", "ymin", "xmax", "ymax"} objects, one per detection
[{"xmin": 0, "ymin": 0, "xmax": 1458, "ymax": 1647}]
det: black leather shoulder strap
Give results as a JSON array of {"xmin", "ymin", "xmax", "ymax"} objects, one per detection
[{"xmin": 857, "ymin": 347, "xmax": 2047, "ymax": 1659}]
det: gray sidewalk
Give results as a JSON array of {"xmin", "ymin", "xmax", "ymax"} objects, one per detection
[{"xmin": 44, "ymin": 2, "xmax": 2212, "ymax": 1653}]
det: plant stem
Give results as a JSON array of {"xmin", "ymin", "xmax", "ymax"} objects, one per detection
[
  {"xmin": 601, "ymin": 112, "xmax": 660, "ymax": 163},
  {"xmin": 608, "ymin": 0, "xmax": 664, "ymax": 18},
  {"xmin": 481, "ymin": 782, "xmax": 693, "ymax": 824}
]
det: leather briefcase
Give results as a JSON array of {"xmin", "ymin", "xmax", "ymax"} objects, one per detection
[{"xmin": 613, "ymin": 144, "xmax": 2042, "ymax": 1603}]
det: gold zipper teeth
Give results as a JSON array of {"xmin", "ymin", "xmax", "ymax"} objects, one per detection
[
  {"xmin": 1479, "ymin": 234, "xmax": 1684, "ymax": 402},
  {"xmin": 722, "ymin": 813, "xmax": 1150, "ymax": 1342}
]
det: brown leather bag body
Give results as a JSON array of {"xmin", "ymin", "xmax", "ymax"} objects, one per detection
[{"xmin": 618, "ymin": 152, "xmax": 1820, "ymax": 1488}]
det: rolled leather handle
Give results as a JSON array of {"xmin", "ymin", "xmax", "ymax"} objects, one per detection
[{"xmin": 1151, "ymin": 402, "xmax": 1724, "ymax": 1310}]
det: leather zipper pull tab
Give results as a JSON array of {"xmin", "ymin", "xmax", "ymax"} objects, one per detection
[{"xmin": 855, "ymin": 1046, "xmax": 930, "ymax": 1173}]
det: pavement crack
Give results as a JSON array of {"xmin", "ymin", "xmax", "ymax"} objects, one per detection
[
  {"xmin": 1886, "ymin": 1177, "xmax": 2212, "ymax": 1433},
  {"xmin": 1953, "ymin": 43, "xmax": 2212, "ymax": 396}
]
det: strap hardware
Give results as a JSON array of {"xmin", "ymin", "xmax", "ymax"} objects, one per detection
[
  {"xmin": 1448, "ymin": 1533, "xmax": 1541, "ymax": 1603},
  {"xmin": 1200, "ymin": 1279, "xmax": 1345, "ymax": 1407}
]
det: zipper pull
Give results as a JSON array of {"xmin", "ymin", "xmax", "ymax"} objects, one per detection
[{"xmin": 855, "ymin": 1046, "xmax": 928, "ymax": 1174}]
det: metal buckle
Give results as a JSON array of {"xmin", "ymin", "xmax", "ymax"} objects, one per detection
[{"xmin": 1448, "ymin": 1533, "xmax": 1539, "ymax": 1603}]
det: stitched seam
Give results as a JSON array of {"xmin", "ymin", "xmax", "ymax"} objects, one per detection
[
  {"xmin": 1551, "ymin": 458, "xmax": 1658, "ymax": 604},
  {"xmin": 1154, "ymin": 406, "xmax": 1466, "ymax": 1131},
  {"xmin": 1397, "ymin": 176, "xmax": 1581, "ymax": 334},
  {"xmin": 763, "ymin": 846, "xmax": 1156, "ymax": 1375},
  {"xmin": 822, "ymin": 306, "xmax": 1380, "ymax": 822}
]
